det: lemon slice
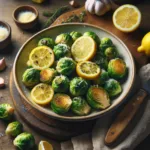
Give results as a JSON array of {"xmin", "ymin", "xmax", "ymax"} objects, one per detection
[
  {"xmin": 71, "ymin": 36, "xmax": 97, "ymax": 62},
  {"xmin": 31, "ymin": 83, "xmax": 54, "ymax": 105},
  {"xmin": 39, "ymin": 141, "xmax": 53, "ymax": 150},
  {"xmin": 113, "ymin": 4, "xmax": 141, "ymax": 32},
  {"xmin": 76, "ymin": 61, "xmax": 100, "ymax": 79},
  {"xmin": 29, "ymin": 46, "xmax": 54, "ymax": 70}
]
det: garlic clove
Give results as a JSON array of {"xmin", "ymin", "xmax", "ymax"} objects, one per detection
[
  {"xmin": 85, "ymin": 0, "xmax": 90, "ymax": 11},
  {"xmin": 87, "ymin": 0, "xmax": 95, "ymax": 14},
  {"xmin": 69, "ymin": 0, "xmax": 80, "ymax": 8},
  {"xmin": 95, "ymin": 1, "xmax": 107, "ymax": 16},
  {"xmin": 0, "ymin": 77, "xmax": 5, "ymax": 88},
  {"xmin": 0, "ymin": 57, "xmax": 6, "ymax": 71}
]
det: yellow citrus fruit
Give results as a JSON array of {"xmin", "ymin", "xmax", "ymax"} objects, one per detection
[
  {"xmin": 31, "ymin": 83, "xmax": 54, "ymax": 105},
  {"xmin": 38, "ymin": 141, "xmax": 53, "ymax": 150},
  {"xmin": 29, "ymin": 46, "xmax": 54, "ymax": 70},
  {"xmin": 138, "ymin": 32, "xmax": 150, "ymax": 56},
  {"xmin": 71, "ymin": 36, "xmax": 97, "ymax": 62},
  {"xmin": 76, "ymin": 61, "xmax": 101, "ymax": 79},
  {"xmin": 113, "ymin": 4, "xmax": 141, "ymax": 32}
]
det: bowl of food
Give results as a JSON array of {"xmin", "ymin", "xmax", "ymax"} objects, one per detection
[
  {"xmin": 0, "ymin": 21, "xmax": 11, "ymax": 50},
  {"xmin": 13, "ymin": 23, "xmax": 135, "ymax": 121},
  {"xmin": 12, "ymin": 5, "xmax": 39, "ymax": 29}
]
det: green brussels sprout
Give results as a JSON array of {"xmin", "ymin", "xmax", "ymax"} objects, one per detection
[
  {"xmin": 56, "ymin": 57, "xmax": 76, "ymax": 76},
  {"xmin": 0, "ymin": 103, "xmax": 14, "ymax": 121},
  {"xmin": 5, "ymin": 121, "xmax": 23, "ymax": 137},
  {"xmin": 93, "ymin": 53, "xmax": 108, "ymax": 70},
  {"xmin": 70, "ymin": 31, "xmax": 82, "ymax": 41},
  {"xmin": 104, "ymin": 79, "xmax": 122, "ymax": 97},
  {"xmin": 108, "ymin": 58, "xmax": 127, "ymax": 79},
  {"xmin": 99, "ymin": 37, "xmax": 113, "ymax": 52},
  {"xmin": 83, "ymin": 31, "xmax": 100, "ymax": 45},
  {"xmin": 51, "ymin": 94, "xmax": 72, "ymax": 114},
  {"xmin": 71, "ymin": 97, "xmax": 91, "ymax": 116},
  {"xmin": 38, "ymin": 38, "xmax": 55, "ymax": 49},
  {"xmin": 55, "ymin": 33, "xmax": 73, "ymax": 47},
  {"xmin": 93, "ymin": 69, "xmax": 109, "ymax": 85},
  {"xmin": 101, "ymin": 37, "xmax": 113, "ymax": 46},
  {"xmin": 70, "ymin": 77, "xmax": 89, "ymax": 96},
  {"xmin": 87, "ymin": 86, "xmax": 110, "ymax": 109},
  {"xmin": 52, "ymin": 75, "xmax": 70, "ymax": 93},
  {"xmin": 53, "ymin": 44, "xmax": 71, "ymax": 60},
  {"xmin": 13, "ymin": 132, "xmax": 35, "ymax": 150},
  {"xmin": 22, "ymin": 68, "xmax": 40, "ymax": 87},
  {"xmin": 104, "ymin": 47, "xmax": 118, "ymax": 60},
  {"xmin": 40, "ymin": 68, "xmax": 57, "ymax": 83}
]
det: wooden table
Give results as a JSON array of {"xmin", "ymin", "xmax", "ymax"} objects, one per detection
[{"xmin": 0, "ymin": 0, "xmax": 149, "ymax": 149}]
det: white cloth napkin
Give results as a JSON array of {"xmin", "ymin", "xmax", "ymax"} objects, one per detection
[{"xmin": 61, "ymin": 64, "xmax": 150, "ymax": 150}]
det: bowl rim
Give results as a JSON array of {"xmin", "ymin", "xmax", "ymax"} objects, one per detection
[
  {"xmin": 12, "ymin": 5, "xmax": 39, "ymax": 24},
  {"xmin": 13, "ymin": 23, "xmax": 135, "ymax": 121},
  {"xmin": 0, "ymin": 21, "xmax": 11, "ymax": 42}
]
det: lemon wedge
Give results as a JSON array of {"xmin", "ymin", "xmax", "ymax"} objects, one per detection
[
  {"xmin": 29, "ymin": 46, "xmax": 54, "ymax": 70},
  {"xmin": 39, "ymin": 141, "xmax": 53, "ymax": 150},
  {"xmin": 71, "ymin": 36, "xmax": 97, "ymax": 62},
  {"xmin": 113, "ymin": 4, "xmax": 141, "ymax": 32},
  {"xmin": 76, "ymin": 61, "xmax": 100, "ymax": 80},
  {"xmin": 138, "ymin": 32, "xmax": 150, "ymax": 56},
  {"xmin": 31, "ymin": 83, "xmax": 54, "ymax": 105}
]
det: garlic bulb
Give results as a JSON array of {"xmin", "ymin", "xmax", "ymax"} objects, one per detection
[{"xmin": 85, "ymin": 0, "xmax": 118, "ymax": 16}]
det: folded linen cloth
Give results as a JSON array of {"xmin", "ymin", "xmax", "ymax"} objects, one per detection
[{"xmin": 61, "ymin": 64, "xmax": 150, "ymax": 150}]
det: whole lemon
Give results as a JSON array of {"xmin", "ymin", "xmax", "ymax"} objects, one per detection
[{"xmin": 138, "ymin": 32, "xmax": 150, "ymax": 56}]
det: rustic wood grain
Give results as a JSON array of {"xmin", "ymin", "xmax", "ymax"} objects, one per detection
[{"xmin": 0, "ymin": 0, "xmax": 150, "ymax": 149}]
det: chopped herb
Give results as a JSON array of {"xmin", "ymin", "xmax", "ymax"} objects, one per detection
[
  {"xmin": 79, "ymin": 11, "xmax": 86, "ymax": 22},
  {"xmin": 44, "ymin": 6, "xmax": 70, "ymax": 28},
  {"xmin": 62, "ymin": 11, "xmax": 86, "ymax": 23},
  {"xmin": 43, "ymin": 11, "xmax": 54, "ymax": 17}
]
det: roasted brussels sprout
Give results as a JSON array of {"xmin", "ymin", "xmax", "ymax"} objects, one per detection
[
  {"xmin": 70, "ymin": 77, "xmax": 89, "ymax": 96},
  {"xmin": 87, "ymin": 86, "xmax": 110, "ymax": 109},
  {"xmin": 93, "ymin": 53, "xmax": 108, "ymax": 70},
  {"xmin": 70, "ymin": 31, "xmax": 82, "ymax": 41},
  {"xmin": 55, "ymin": 33, "xmax": 73, "ymax": 47},
  {"xmin": 51, "ymin": 94, "xmax": 72, "ymax": 114},
  {"xmin": 38, "ymin": 38, "xmax": 55, "ymax": 49},
  {"xmin": 56, "ymin": 57, "xmax": 76, "ymax": 76},
  {"xmin": 71, "ymin": 97, "xmax": 91, "ymax": 116},
  {"xmin": 94, "ymin": 69, "xmax": 109, "ymax": 85},
  {"xmin": 22, "ymin": 68, "xmax": 40, "ymax": 87},
  {"xmin": 99, "ymin": 37, "xmax": 113, "ymax": 52},
  {"xmin": 52, "ymin": 75, "xmax": 70, "ymax": 93},
  {"xmin": 104, "ymin": 47, "xmax": 118, "ymax": 60},
  {"xmin": 83, "ymin": 31, "xmax": 100, "ymax": 45},
  {"xmin": 40, "ymin": 68, "xmax": 57, "ymax": 83},
  {"xmin": 104, "ymin": 79, "xmax": 122, "ymax": 97},
  {"xmin": 0, "ymin": 103, "xmax": 14, "ymax": 121},
  {"xmin": 13, "ymin": 132, "xmax": 35, "ymax": 150},
  {"xmin": 5, "ymin": 121, "xmax": 23, "ymax": 137},
  {"xmin": 101, "ymin": 37, "xmax": 113, "ymax": 46},
  {"xmin": 53, "ymin": 44, "xmax": 71, "ymax": 60},
  {"xmin": 108, "ymin": 58, "xmax": 127, "ymax": 79}
]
